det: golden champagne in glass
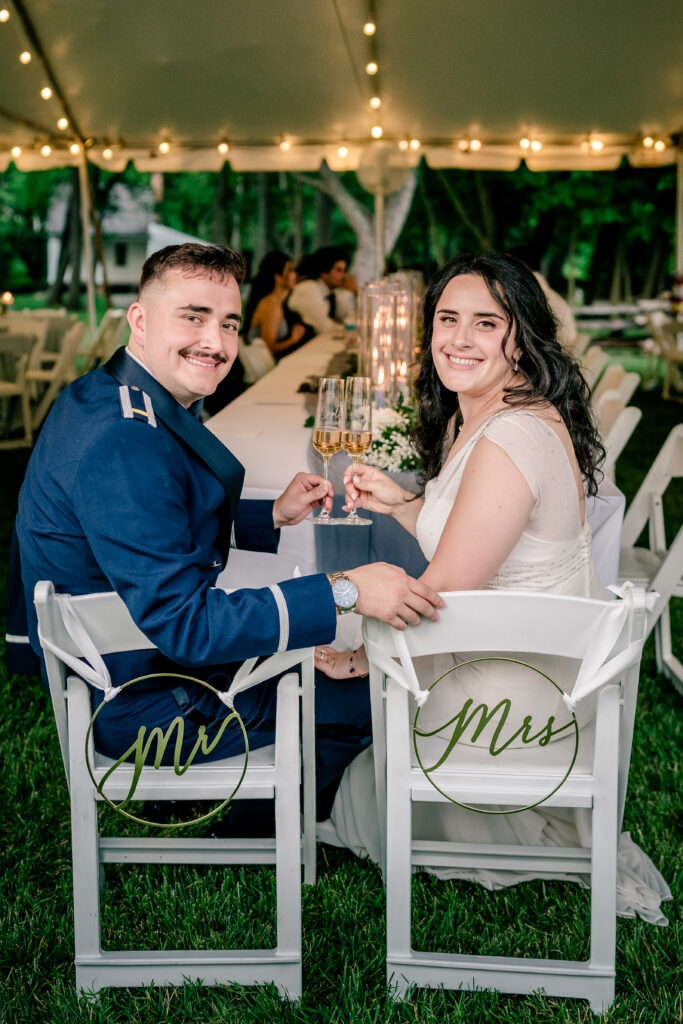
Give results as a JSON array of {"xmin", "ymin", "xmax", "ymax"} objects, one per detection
[
  {"xmin": 341, "ymin": 376, "xmax": 372, "ymax": 525},
  {"xmin": 310, "ymin": 377, "xmax": 344, "ymax": 523}
]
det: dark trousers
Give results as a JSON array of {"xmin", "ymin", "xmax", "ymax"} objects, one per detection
[{"xmin": 91, "ymin": 667, "xmax": 371, "ymax": 820}]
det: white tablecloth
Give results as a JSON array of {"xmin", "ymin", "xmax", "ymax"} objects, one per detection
[{"xmin": 208, "ymin": 334, "xmax": 625, "ymax": 591}]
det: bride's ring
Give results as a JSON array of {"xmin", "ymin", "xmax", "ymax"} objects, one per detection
[{"xmin": 319, "ymin": 650, "xmax": 326, "ymax": 660}]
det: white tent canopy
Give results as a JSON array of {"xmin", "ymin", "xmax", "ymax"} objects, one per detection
[{"xmin": 0, "ymin": 0, "xmax": 681, "ymax": 174}]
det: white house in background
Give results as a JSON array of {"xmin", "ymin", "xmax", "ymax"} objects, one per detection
[{"xmin": 46, "ymin": 183, "xmax": 206, "ymax": 290}]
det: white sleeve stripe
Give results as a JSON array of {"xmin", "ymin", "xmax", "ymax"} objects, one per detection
[
  {"xmin": 5, "ymin": 633, "xmax": 31, "ymax": 644},
  {"xmin": 268, "ymin": 584, "xmax": 289, "ymax": 651}
]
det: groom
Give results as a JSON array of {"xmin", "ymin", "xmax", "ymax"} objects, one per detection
[{"xmin": 15, "ymin": 242, "xmax": 443, "ymax": 822}]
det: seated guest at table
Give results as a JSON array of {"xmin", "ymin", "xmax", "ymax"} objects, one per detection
[
  {"xmin": 242, "ymin": 251, "xmax": 311, "ymax": 360},
  {"xmin": 288, "ymin": 245, "xmax": 358, "ymax": 336},
  {"xmin": 314, "ymin": 251, "xmax": 670, "ymax": 922},
  {"xmin": 15, "ymin": 243, "xmax": 444, "ymax": 829}
]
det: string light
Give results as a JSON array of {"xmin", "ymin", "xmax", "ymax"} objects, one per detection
[
  {"xmin": 158, "ymin": 140, "xmax": 170, "ymax": 154},
  {"xmin": 102, "ymin": 147, "xmax": 113, "ymax": 160},
  {"xmin": 40, "ymin": 144, "xmax": 52, "ymax": 157},
  {"xmin": 57, "ymin": 117, "xmax": 68, "ymax": 130},
  {"xmin": 363, "ymin": 21, "xmax": 376, "ymax": 35},
  {"xmin": 371, "ymin": 125, "xmax": 383, "ymax": 139},
  {"xmin": 530, "ymin": 139, "xmax": 543, "ymax": 152},
  {"xmin": 69, "ymin": 142, "xmax": 81, "ymax": 155},
  {"xmin": 1, "ymin": 290, "xmax": 14, "ymax": 304},
  {"xmin": 279, "ymin": 139, "xmax": 291, "ymax": 151},
  {"xmin": 398, "ymin": 139, "xmax": 409, "ymax": 150},
  {"xmin": 40, "ymin": 86, "xmax": 52, "ymax": 100},
  {"xmin": 19, "ymin": 50, "xmax": 31, "ymax": 63},
  {"xmin": 218, "ymin": 142, "xmax": 229, "ymax": 154},
  {"xmin": 642, "ymin": 136, "xmax": 654, "ymax": 148},
  {"xmin": 365, "ymin": 61, "xmax": 378, "ymax": 75},
  {"xmin": 369, "ymin": 96, "xmax": 381, "ymax": 109},
  {"xmin": 409, "ymin": 139, "xmax": 420, "ymax": 150},
  {"xmin": 590, "ymin": 138, "xmax": 604, "ymax": 151},
  {"xmin": 469, "ymin": 139, "xmax": 482, "ymax": 151},
  {"xmin": 654, "ymin": 139, "xmax": 667, "ymax": 152},
  {"xmin": 11, "ymin": 145, "xmax": 21, "ymax": 158},
  {"xmin": 337, "ymin": 145, "xmax": 348, "ymax": 158},
  {"xmin": 519, "ymin": 137, "xmax": 530, "ymax": 150},
  {"xmin": 0, "ymin": 9, "xmax": 10, "ymax": 21},
  {"xmin": 457, "ymin": 139, "xmax": 469, "ymax": 151}
]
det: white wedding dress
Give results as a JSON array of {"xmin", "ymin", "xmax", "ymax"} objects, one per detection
[{"xmin": 321, "ymin": 410, "xmax": 671, "ymax": 925}]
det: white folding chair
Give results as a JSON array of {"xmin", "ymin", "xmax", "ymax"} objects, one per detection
[
  {"xmin": 645, "ymin": 312, "xmax": 683, "ymax": 401},
  {"xmin": 79, "ymin": 308, "xmax": 129, "ymax": 374},
  {"xmin": 34, "ymin": 580, "xmax": 316, "ymax": 998},
  {"xmin": 618, "ymin": 424, "xmax": 683, "ymax": 693},
  {"xmin": 596, "ymin": 393, "xmax": 642, "ymax": 480},
  {"xmin": 238, "ymin": 336, "xmax": 276, "ymax": 384},
  {"xmin": 364, "ymin": 587, "xmax": 652, "ymax": 1014},
  {"xmin": 28, "ymin": 321, "xmax": 87, "ymax": 430},
  {"xmin": 581, "ymin": 345, "xmax": 608, "ymax": 391},
  {"xmin": 591, "ymin": 362, "xmax": 625, "ymax": 405},
  {"xmin": 0, "ymin": 337, "xmax": 34, "ymax": 448}
]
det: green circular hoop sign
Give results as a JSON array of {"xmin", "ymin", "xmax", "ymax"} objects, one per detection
[
  {"xmin": 85, "ymin": 672, "xmax": 249, "ymax": 829},
  {"xmin": 412, "ymin": 657, "xmax": 579, "ymax": 814}
]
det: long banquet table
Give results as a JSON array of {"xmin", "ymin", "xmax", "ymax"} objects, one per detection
[{"xmin": 207, "ymin": 334, "xmax": 626, "ymax": 593}]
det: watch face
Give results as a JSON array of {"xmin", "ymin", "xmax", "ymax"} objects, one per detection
[{"xmin": 332, "ymin": 578, "xmax": 358, "ymax": 610}]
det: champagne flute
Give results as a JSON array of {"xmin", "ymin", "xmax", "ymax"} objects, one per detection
[
  {"xmin": 310, "ymin": 376, "xmax": 344, "ymax": 524},
  {"xmin": 340, "ymin": 376, "xmax": 373, "ymax": 526}
]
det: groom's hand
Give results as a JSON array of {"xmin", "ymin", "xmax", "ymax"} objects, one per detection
[
  {"xmin": 273, "ymin": 472, "xmax": 334, "ymax": 528},
  {"xmin": 347, "ymin": 562, "xmax": 444, "ymax": 630}
]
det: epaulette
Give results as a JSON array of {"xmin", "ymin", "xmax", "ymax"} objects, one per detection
[{"xmin": 118, "ymin": 385, "xmax": 157, "ymax": 427}]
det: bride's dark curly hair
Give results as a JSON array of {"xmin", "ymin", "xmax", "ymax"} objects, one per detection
[{"xmin": 413, "ymin": 252, "xmax": 605, "ymax": 495}]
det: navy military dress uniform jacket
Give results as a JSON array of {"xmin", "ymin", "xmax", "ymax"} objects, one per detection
[{"xmin": 16, "ymin": 348, "xmax": 338, "ymax": 682}]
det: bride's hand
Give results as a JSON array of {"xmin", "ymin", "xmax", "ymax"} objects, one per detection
[
  {"xmin": 342, "ymin": 463, "xmax": 409, "ymax": 517},
  {"xmin": 314, "ymin": 645, "xmax": 369, "ymax": 679}
]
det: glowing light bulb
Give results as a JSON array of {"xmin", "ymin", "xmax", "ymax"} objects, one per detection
[
  {"xmin": 218, "ymin": 142, "xmax": 229, "ymax": 154},
  {"xmin": 519, "ymin": 137, "xmax": 530, "ymax": 150},
  {"xmin": 102, "ymin": 147, "xmax": 113, "ymax": 160},
  {"xmin": 370, "ymin": 96, "xmax": 381, "ymax": 109},
  {"xmin": 11, "ymin": 145, "xmax": 21, "ymax": 158},
  {"xmin": 41, "ymin": 144, "xmax": 52, "ymax": 157},
  {"xmin": 158, "ymin": 140, "xmax": 170, "ymax": 154},
  {"xmin": 337, "ymin": 145, "xmax": 348, "ymax": 158},
  {"xmin": 654, "ymin": 139, "xmax": 666, "ymax": 152},
  {"xmin": 457, "ymin": 139, "xmax": 469, "ymax": 151},
  {"xmin": 69, "ymin": 142, "xmax": 81, "ymax": 155},
  {"xmin": 19, "ymin": 50, "xmax": 31, "ymax": 64},
  {"xmin": 409, "ymin": 139, "xmax": 420, "ymax": 150},
  {"xmin": 2, "ymin": 290, "xmax": 14, "ymax": 304},
  {"xmin": 530, "ymin": 139, "xmax": 543, "ymax": 152},
  {"xmin": 590, "ymin": 138, "xmax": 603, "ymax": 151},
  {"xmin": 0, "ymin": 9, "xmax": 10, "ymax": 22},
  {"xmin": 580, "ymin": 140, "xmax": 591, "ymax": 153},
  {"xmin": 398, "ymin": 139, "xmax": 409, "ymax": 150},
  {"xmin": 57, "ymin": 117, "xmax": 68, "ymax": 130},
  {"xmin": 365, "ymin": 61, "xmax": 378, "ymax": 75},
  {"xmin": 642, "ymin": 136, "xmax": 654, "ymax": 148},
  {"xmin": 280, "ymin": 139, "xmax": 291, "ymax": 151},
  {"xmin": 469, "ymin": 138, "xmax": 482, "ymax": 151},
  {"xmin": 363, "ymin": 21, "xmax": 376, "ymax": 35},
  {"xmin": 371, "ymin": 125, "xmax": 383, "ymax": 139},
  {"xmin": 40, "ymin": 86, "xmax": 52, "ymax": 100}
]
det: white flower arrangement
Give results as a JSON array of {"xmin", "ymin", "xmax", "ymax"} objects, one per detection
[{"xmin": 365, "ymin": 402, "xmax": 422, "ymax": 473}]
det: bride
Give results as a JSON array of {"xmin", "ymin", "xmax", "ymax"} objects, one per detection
[{"xmin": 315, "ymin": 252, "xmax": 670, "ymax": 925}]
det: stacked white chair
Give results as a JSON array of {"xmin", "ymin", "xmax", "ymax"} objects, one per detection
[
  {"xmin": 363, "ymin": 587, "xmax": 652, "ymax": 1014},
  {"xmin": 28, "ymin": 320, "xmax": 86, "ymax": 431},
  {"xmin": 581, "ymin": 345, "xmax": 608, "ymax": 391},
  {"xmin": 618, "ymin": 424, "xmax": 683, "ymax": 693},
  {"xmin": 79, "ymin": 308, "xmax": 129, "ymax": 374},
  {"xmin": 34, "ymin": 580, "xmax": 316, "ymax": 998}
]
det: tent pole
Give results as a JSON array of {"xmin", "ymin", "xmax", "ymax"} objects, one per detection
[
  {"xmin": 676, "ymin": 150, "xmax": 683, "ymax": 276},
  {"xmin": 374, "ymin": 189, "xmax": 385, "ymax": 279},
  {"xmin": 78, "ymin": 153, "xmax": 98, "ymax": 340}
]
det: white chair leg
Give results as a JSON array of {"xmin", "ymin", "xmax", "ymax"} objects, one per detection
[{"xmin": 274, "ymin": 675, "xmax": 302, "ymax": 998}]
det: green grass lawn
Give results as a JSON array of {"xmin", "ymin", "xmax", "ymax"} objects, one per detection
[{"xmin": 1, "ymin": 387, "xmax": 681, "ymax": 1024}]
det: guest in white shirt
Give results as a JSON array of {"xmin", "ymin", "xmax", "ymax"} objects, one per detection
[{"xmin": 288, "ymin": 246, "xmax": 358, "ymax": 336}]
